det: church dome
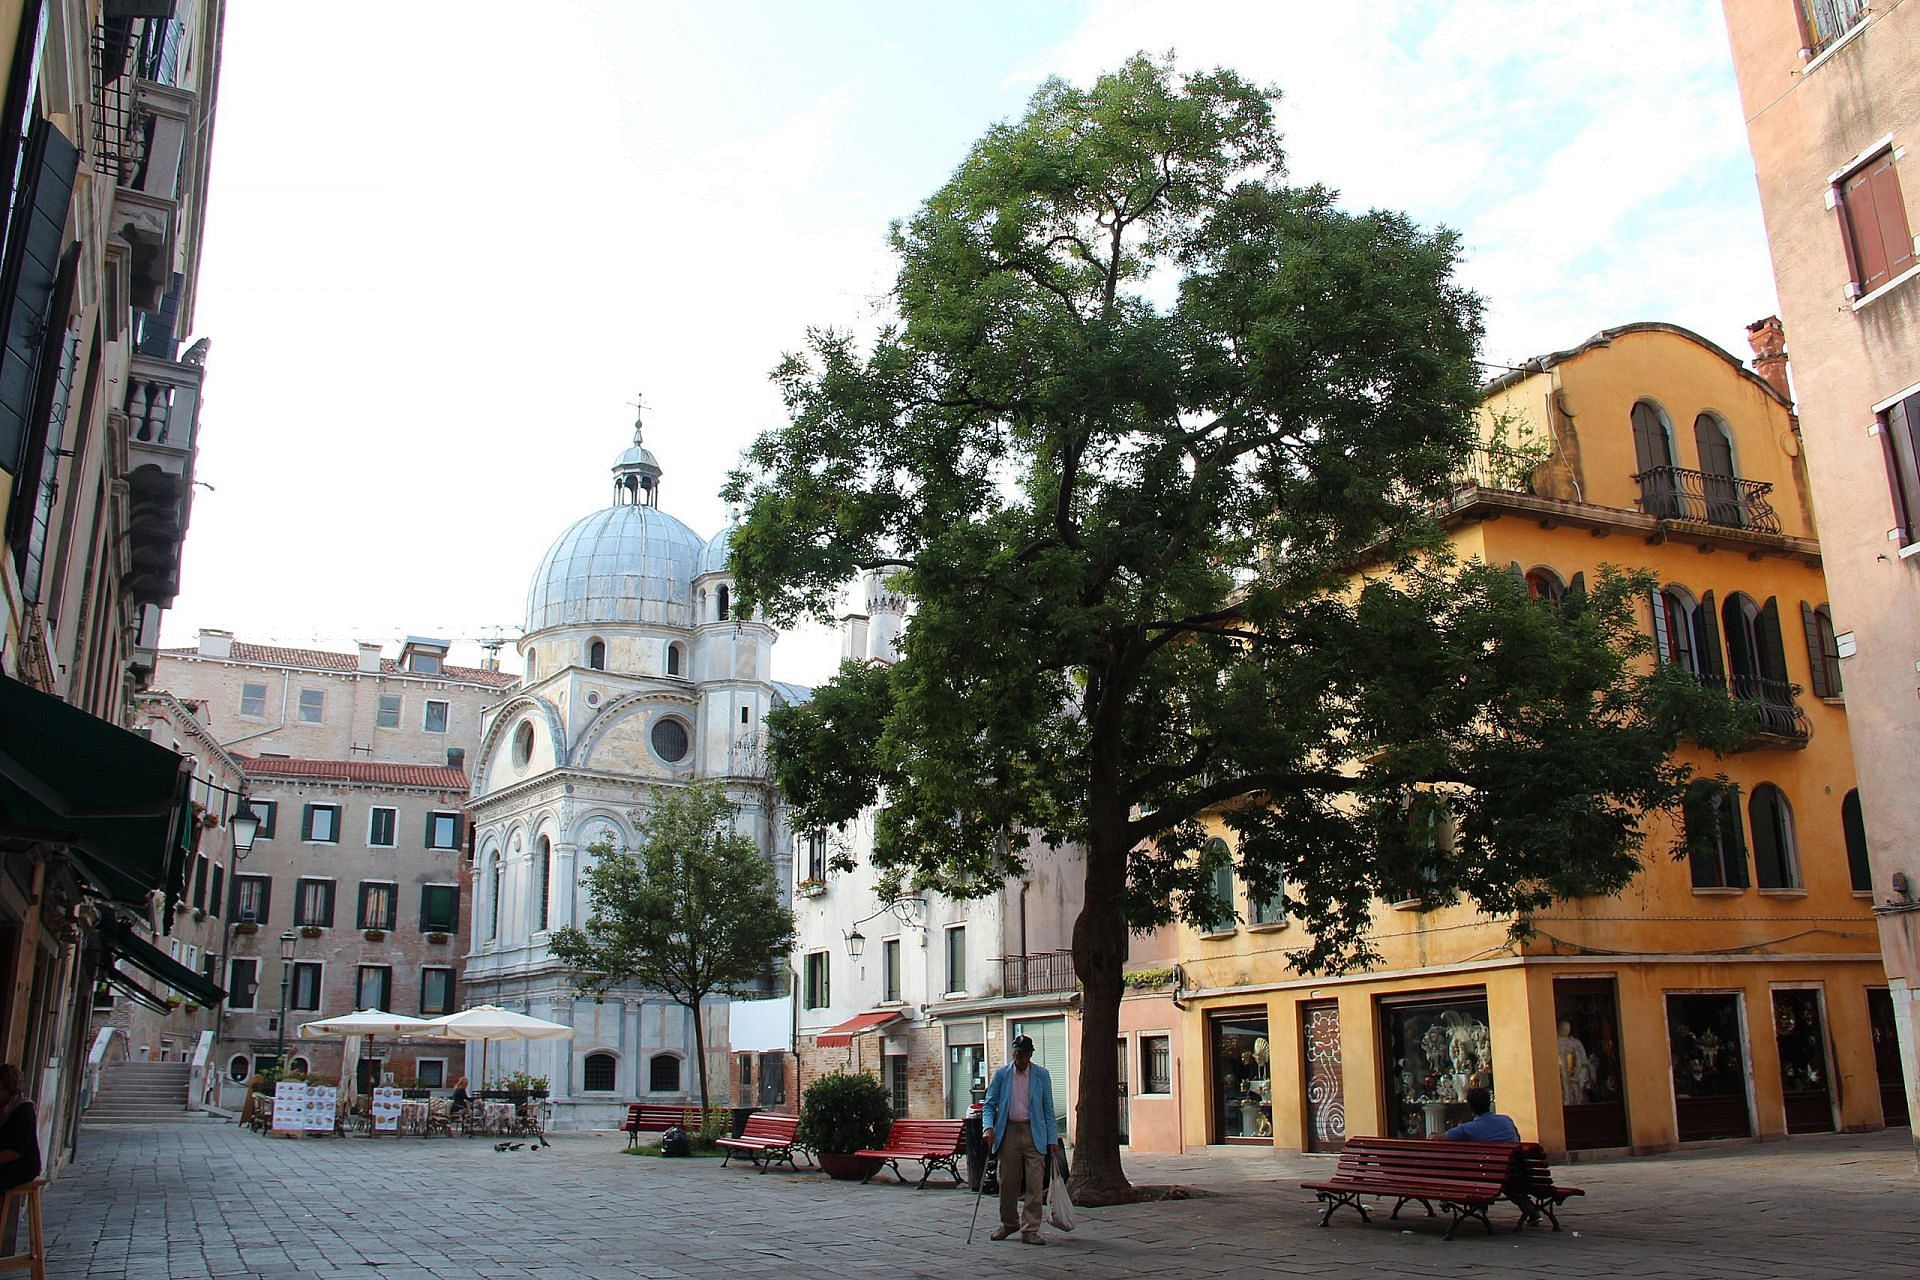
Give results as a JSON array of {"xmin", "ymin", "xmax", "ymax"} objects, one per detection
[
  {"xmin": 698, "ymin": 520, "xmax": 735, "ymax": 577},
  {"xmin": 523, "ymin": 408, "xmax": 704, "ymax": 634}
]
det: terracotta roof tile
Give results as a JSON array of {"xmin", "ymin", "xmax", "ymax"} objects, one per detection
[
  {"xmin": 234, "ymin": 754, "xmax": 470, "ymax": 789},
  {"xmin": 161, "ymin": 641, "xmax": 520, "ymax": 688}
]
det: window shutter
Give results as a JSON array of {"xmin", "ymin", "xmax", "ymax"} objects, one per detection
[
  {"xmin": 1725, "ymin": 787, "xmax": 1750, "ymax": 888},
  {"xmin": 0, "ymin": 118, "xmax": 78, "ymax": 474},
  {"xmin": 1799, "ymin": 602, "xmax": 1831, "ymax": 698},
  {"xmin": 1651, "ymin": 591, "xmax": 1672, "ymax": 664},
  {"xmin": 1866, "ymin": 152, "xmax": 1915, "ymax": 283},
  {"xmin": 356, "ymin": 883, "xmax": 370, "ymax": 930},
  {"xmin": 322, "ymin": 882, "xmax": 336, "ymax": 927},
  {"xmin": 1842, "ymin": 791, "xmax": 1872, "ymax": 892},
  {"xmin": 1695, "ymin": 592, "xmax": 1725, "ymax": 678},
  {"xmin": 301, "ymin": 805, "xmax": 314, "ymax": 841},
  {"xmin": 418, "ymin": 887, "xmax": 430, "ymax": 932},
  {"xmin": 1750, "ymin": 787, "xmax": 1783, "ymax": 888},
  {"xmin": 1631, "ymin": 403, "xmax": 1671, "ymax": 472},
  {"xmin": 1757, "ymin": 598, "xmax": 1791, "ymax": 684},
  {"xmin": 8, "ymin": 242, "xmax": 77, "ymax": 599},
  {"xmin": 209, "ymin": 865, "xmax": 224, "ymax": 920}
]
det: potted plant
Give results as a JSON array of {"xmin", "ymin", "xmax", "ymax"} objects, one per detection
[
  {"xmin": 364, "ymin": 928, "xmax": 386, "ymax": 941},
  {"xmin": 426, "ymin": 931, "xmax": 449, "ymax": 944},
  {"xmin": 797, "ymin": 1071, "xmax": 892, "ymax": 1179},
  {"xmin": 235, "ymin": 921, "xmax": 259, "ymax": 935},
  {"xmin": 300, "ymin": 925, "xmax": 323, "ymax": 938},
  {"xmin": 795, "ymin": 876, "xmax": 827, "ymax": 898}
]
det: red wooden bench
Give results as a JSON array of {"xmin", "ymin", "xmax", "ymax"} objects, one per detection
[
  {"xmin": 716, "ymin": 1112, "xmax": 805, "ymax": 1172},
  {"xmin": 1302, "ymin": 1136, "xmax": 1519, "ymax": 1240},
  {"xmin": 621, "ymin": 1104, "xmax": 700, "ymax": 1151},
  {"xmin": 853, "ymin": 1118, "xmax": 966, "ymax": 1188}
]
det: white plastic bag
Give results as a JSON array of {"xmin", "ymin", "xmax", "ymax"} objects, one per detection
[{"xmin": 1048, "ymin": 1149, "xmax": 1077, "ymax": 1232}]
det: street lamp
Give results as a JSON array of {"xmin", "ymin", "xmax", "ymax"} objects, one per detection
[
  {"xmin": 229, "ymin": 796, "xmax": 260, "ymax": 857},
  {"xmin": 844, "ymin": 926, "xmax": 865, "ymax": 958},
  {"xmin": 275, "ymin": 928, "xmax": 298, "ymax": 1067},
  {"xmin": 843, "ymin": 896, "xmax": 926, "ymax": 956}
]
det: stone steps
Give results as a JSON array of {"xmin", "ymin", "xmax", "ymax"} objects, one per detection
[{"xmin": 83, "ymin": 1062, "xmax": 196, "ymax": 1125}]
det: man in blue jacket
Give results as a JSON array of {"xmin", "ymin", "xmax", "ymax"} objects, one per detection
[{"xmin": 980, "ymin": 1034, "xmax": 1060, "ymax": 1244}]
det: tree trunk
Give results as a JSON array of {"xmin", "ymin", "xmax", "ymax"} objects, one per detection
[
  {"xmin": 688, "ymin": 995, "xmax": 712, "ymax": 1115},
  {"xmin": 1068, "ymin": 841, "xmax": 1133, "ymax": 1205}
]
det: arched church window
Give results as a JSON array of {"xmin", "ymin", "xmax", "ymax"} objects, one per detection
[
  {"xmin": 651, "ymin": 716, "xmax": 690, "ymax": 764},
  {"xmin": 583, "ymin": 1053, "xmax": 617, "ymax": 1093},
  {"xmin": 512, "ymin": 722, "xmax": 534, "ymax": 770},
  {"xmin": 587, "ymin": 639, "xmax": 605, "ymax": 671},
  {"xmin": 487, "ymin": 853, "xmax": 502, "ymax": 941},
  {"xmin": 667, "ymin": 643, "xmax": 683, "ymax": 677},
  {"xmin": 716, "ymin": 585, "xmax": 729, "ymax": 620},
  {"xmin": 649, "ymin": 1054, "xmax": 681, "ymax": 1093},
  {"xmin": 536, "ymin": 836, "xmax": 552, "ymax": 932},
  {"xmin": 526, "ymin": 651, "xmax": 537, "ymax": 682}
]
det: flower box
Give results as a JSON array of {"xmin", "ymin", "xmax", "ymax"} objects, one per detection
[
  {"xmin": 796, "ymin": 878, "xmax": 827, "ymax": 899},
  {"xmin": 300, "ymin": 925, "xmax": 323, "ymax": 938},
  {"xmin": 234, "ymin": 922, "xmax": 259, "ymax": 935},
  {"xmin": 426, "ymin": 931, "xmax": 449, "ymax": 944},
  {"xmin": 364, "ymin": 929, "xmax": 386, "ymax": 941}
]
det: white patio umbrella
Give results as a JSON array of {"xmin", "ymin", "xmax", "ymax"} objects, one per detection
[
  {"xmin": 299, "ymin": 1010, "xmax": 437, "ymax": 1113},
  {"xmin": 416, "ymin": 1004, "xmax": 574, "ymax": 1091}
]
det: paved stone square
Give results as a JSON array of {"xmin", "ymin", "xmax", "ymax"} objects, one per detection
[{"xmin": 37, "ymin": 1121, "xmax": 1920, "ymax": 1279}]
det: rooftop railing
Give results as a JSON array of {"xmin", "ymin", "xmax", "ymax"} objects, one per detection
[{"xmin": 1633, "ymin": 466, "xmax": 1781, "ymax": 534}]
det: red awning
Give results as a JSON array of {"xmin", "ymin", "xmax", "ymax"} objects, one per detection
[{"xmin": 816, "ymin": 1010, "xmax": 904, "ymax": 1048}]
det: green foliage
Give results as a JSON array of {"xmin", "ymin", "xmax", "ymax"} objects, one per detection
[
  {"xmin": 549, "ymin": 780, "xmax": 796, "ymax": 1111},
  {"xmin": 1121, "ymin": 967, "xmax": 1177, "ymax": 989},
  {"xmin": 796, "ymin": 1070, "xmax": 893, "ymax": 1155}
]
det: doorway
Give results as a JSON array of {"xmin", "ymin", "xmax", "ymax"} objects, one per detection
[
  {"xmin": 1867, "ymin": 988, "xmax": 1910, "ymax": 1127},
  {"xmin": 1666, "ymin": 993, "xmax": 1753, "ymax": 1141},
  {"xmin": 1302, "ymin": 1000, "xmax": 1345, "ymax": 1152},
  {"xmin": 1772, "ymin": 988, "xmax": 1835, "ymax": 1134},
  {"xmin": 1554, "ymin": 977, "xmax": 1628, "ymax": 1149},
  {"xmin": 1115, "ymin": 1038, "xmax": 1130, "ymax": 1145}
]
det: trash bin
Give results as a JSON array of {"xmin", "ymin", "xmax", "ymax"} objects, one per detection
[
  {"xmin": 964, "ymin": 1105, "xmax": 996, "ymax": 1192},
  {"xmin": 730, "ymin": 1107, "xmax": 756, "ymax": 1139},
  {"xmin": 660, "ymin": 1126, "xmax": 691, "ymax": 1157}
]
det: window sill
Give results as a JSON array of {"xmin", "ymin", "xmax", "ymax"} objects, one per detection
[
  {"xmin": 1800, "ymin": 20, "xmax": 1868, "ymax": 75},
  {"xmin": 1756, "ymin": 887, "xmax": 1809, "ymax": 898},
  {"xmin": 1246, "ymin": 921, "xmax": 1290, "ymax": 933},
  {"xmin": 942, "ymin": 991, "xmax": 968, "ymax": 1000},
  {"xmin": 1136, "ymin": 1091, "xmax": 1172, "ymax": 1100},
  {"xmin": 1690, "ymin": 887, "xmax": 1747, "ymax": 897},
  {"xmin": 1820, "ymin": 695, "xmax": 1845, "ymax": 706},
  {"xmin": 1898, "ymin": 540, "xmax": 1920, "ymax": 561},
  {"xmin": 1851, "ymin": 261, "xmax": 1920, "ymax": 312},
  {"xmin": 1199, "ymin": 929, "xmax": 1237, "ymax": 940}
]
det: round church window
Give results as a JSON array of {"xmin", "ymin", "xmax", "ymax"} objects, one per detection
[
  {"xmin": 651, "ymin": 716, "xmax": 690, "ymax": 763},
  {"xmin": 512, "ymin": 721, "xmax": 535, "ymax": 770}
]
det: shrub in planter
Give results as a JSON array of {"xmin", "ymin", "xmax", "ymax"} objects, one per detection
[
  {"xmin": 426, "ymin": 931, "xmax": 449, "ymax": 944},
  {"xmin": 234, "ymin": 922, "xmax": 259, "ymax": 935},
  {"xmin": 364, "ymin": 929, "xmax": 386, "ymax": 941},
  {"xmin": 797, "ymin": 1071, "xmax": 892, "ymax": 1176},
  {"xmin": 300, "ymin": 925, "xmax": 323, "ymax": 938}
]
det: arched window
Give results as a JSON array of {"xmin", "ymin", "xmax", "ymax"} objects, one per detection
[
  {"xmin": 1722, "ymin": 593, "xmax": 1795, "ymax": 731},
  {"xmin": 1749, "ymin": 783, "xmax": 1799, "ymax": 890},
  {"xmin": 1800, "ymin": 602, "xmax": 1843, "ymax": 699},
  {"xmin": 649, "ymin": 1054, "xmax": 681, "ymax": 1093},
  {"xmin": 526, "ymin": 651, "xmax": 537, "ymax": 682},
  {"xmin": 1632, "ymin": 401, "xmax": 1680, "ymax": 517},
  {"xmin": 587, "ymin": 639, "xmax": 605, "ymax": 671},
  {"xmin": 1842, "ymin": 790, "xmax": 1872, "ymax": 893},
  {"xmin": 583, "ymin": 1052, "xmax": 618, "ymax": 1093},
  {"xmin": 1653, "ymin": 586, "xmax": 1725, "ymax": 686},
  {"xmin": 289, "ymin": 1056, "xmax": 310, "ymax": 1076},
  {"xmin": 487, "ymin": 852, "xmax": 502, "ymax": 941},
  {"xmin": 1693, "ymin": 413, "xmax": 1743, "ymax": 527},
  {"xmin": 667, "ymin": 643, "xmax": 682, "ymax": 677},
  {"xmin": 536, "ymin": 836, "xmax": 552, "ymax": 932},
  {"xmin": 1525, "ymin": 566, "xmax": 1565, "ymax": 604},
  {"xmin": 1684, "ymin": 780, "xmax": 1749, "ymax": 890},
  {"xmin": 228, "ymin": 1055, "xmax": 251, "ymax": 1083},
  {"xmin": 1201, "ymin": 838, "xmax": 1235, "ymax": 934},
  {"xmin": 716, "ymin": 585, "xmax": 730, "ymax": 620}
]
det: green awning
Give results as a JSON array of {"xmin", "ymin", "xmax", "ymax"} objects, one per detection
[
  {"xmin": 0, "ymin": 673, "xmax": 193, "ymax": 905},
  {"xmin": 100, "ymin": 914, "xmax": 226, "ymax": 1008}
]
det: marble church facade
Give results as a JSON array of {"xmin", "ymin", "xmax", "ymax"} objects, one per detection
[{"xmin": 464, "ymin": 418, "xmax": 800, "ymax": 1128}]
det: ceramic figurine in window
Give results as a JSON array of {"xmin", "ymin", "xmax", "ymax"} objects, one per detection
[{"xmin": 1557, "ymin": 1020, "xmax": 1594, "ymax": 1105}]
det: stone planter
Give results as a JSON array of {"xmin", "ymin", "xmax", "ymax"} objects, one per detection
[{"xmin": 817, "ymin": 1153, "xmax": 882, "ymax": 1181}]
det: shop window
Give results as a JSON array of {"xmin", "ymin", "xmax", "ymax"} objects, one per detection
[
  {"xmin": 1141, "ymin": 1035, "xmax": 1171, "ymax": 1095},
  {"xmin": 1553, "ymin": 978, "xmax": 1627, "ymax": 1150},
  {"xmin": 649, "ymin": 1054, "xmax": 681, "ymax": 1093},
  {"xmin": 583, "ymin": 1052, "xmax": 618, "ymax": 1092},
  {"xmin": 1842, "ymin": 790, "xmax": 1873, "ymax": 893},
  {"xmin": 1380, "ymin": 990, "xmax": 1492, "ymax": 1139},
  {"xmin": 1684, "ymin": 780, "xmax": 1750, "ymax": 890},
  {"xmin": 1208, "ymin": 1011, "xmax": 1271, "ymax": 1142},
  {"xmin": 1010, "ymin": 1017, "xmax": 1070, "ymax": 1135},
  {"xmin": 1773, "ymin": 989, "xmax": 1836, "ymax": 1134},
  {"xmin": 1799, "ymin": 602, "xmax": 1843, "ymax": 699},
  {"xmin": 946, "ymin": 1042, "xmax": 985, "ymax": 1117},
  {"xmin": 1667, "ymin": 993, "xmax": 1753, "ymax": 1141},
  {"xmin": 1749, "ymin": 784, "xmax": 1800, "ymax": 890}
]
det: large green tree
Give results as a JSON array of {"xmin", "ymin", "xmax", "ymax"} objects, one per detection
[
  {"xmin": 725, "ymin": 56, "xmax": 1744, "ymax": 1202},
  {"xmin": 550, "ymin": 781, "xmax": 796, "ymax": 1114}
]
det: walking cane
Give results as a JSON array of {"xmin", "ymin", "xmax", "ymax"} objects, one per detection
[{"xmin": 966, "ymin": 1150, "xmax": 995, "ymax": 1244}]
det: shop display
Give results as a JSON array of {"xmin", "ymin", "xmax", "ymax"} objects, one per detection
[
  {"xmin": 1772, "ymin": 989, "xmax": 1835, "ymax": 1134},
  {"xmin": 1667, "ymin": 993, "xmax": 1752, "ymax": 1141},
  {"xmin": 1381, "ymin": 991, "xmax": 1491, "ymax": 1139},
  {"xmin": 1209, "ymin": 1013, "xmax": 1270, "ymax": 1141},
  {"xmin": 1553, "ymin": 978, "xmax": 1628, "ymax": 1149}
]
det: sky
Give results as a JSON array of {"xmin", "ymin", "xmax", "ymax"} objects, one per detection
[{"xmin": 164, "ymin": 0, "xmax": 1776, "ymax": 688}]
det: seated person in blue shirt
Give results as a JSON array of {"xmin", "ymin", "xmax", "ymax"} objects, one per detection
[{"xmin": 1443, "ymin": 1086, "xmax": 1539, "ymax": 1225}]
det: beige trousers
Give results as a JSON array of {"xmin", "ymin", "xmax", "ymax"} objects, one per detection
[{"xmin": 998, "ymin": 1120, "xmax": 1046, "ymax": 1233}]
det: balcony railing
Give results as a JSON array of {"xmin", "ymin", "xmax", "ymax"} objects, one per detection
[
  {"xmin": 1632, "ymin": 466, "xmax": 1781, "ymax": 534},
  {"xmin": 1447, "ymin": 444, "xmax": 1540, "ymax": 495},
  {"xmin": 1001, "ymin": 951, "xmax": 1076, "ymax": 996},
  {"xmin": 1684, "ymin": 670, "xmax": 1810, "ymax": 745}
]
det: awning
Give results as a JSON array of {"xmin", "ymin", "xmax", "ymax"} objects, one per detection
[
  {"xmin": 816, "ymin": 1010, "xmax": 904, "ymax": 1048},
  {"xmin": 0, "ymin": 673, "xmax": 193, "ymax": 905},
  {"xmin": 99, "ymin": 914, "xmax": 226, "ymax": 1008}
]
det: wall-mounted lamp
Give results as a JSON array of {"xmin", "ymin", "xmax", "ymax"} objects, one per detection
[{"xmin": 843, "ymin": 896, "xmax": 927, "ymax": 957}]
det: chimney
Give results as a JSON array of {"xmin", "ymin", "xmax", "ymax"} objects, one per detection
[
  {"xmin": 357, "ymin": 642, "xmax": 382, "ymax": 673},
  {"xmin": 196, "ymin": 629, "xmax": 233, "ymax": 659},
  {"xmin": 446, "ymin": 747, "xmax": 466, "ymax": 772},
  {"xmin": 1746, "ymin": 316, "xmax": 1791, "ymax": 405}
]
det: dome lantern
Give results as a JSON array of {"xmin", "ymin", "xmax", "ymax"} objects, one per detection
[{"xmin": 612, "ymin": 396, "xmax": 664, "ymax": 508}]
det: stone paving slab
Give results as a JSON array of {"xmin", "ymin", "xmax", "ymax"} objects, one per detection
[{"xmin": 33, "ymin": 1122, "xmax": 1920, "ymax": 1278}]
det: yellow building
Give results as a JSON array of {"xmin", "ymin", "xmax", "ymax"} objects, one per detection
[{"xmin": 1157, "ymin": 323, "xmax": 1897, "ymax": 1159}]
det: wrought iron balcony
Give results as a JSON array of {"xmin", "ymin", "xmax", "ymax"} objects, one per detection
[
  {"xmin": 93, "ymin": 16, "xmax": 199, "ymax": 309},
  {"xmin": 1685, "ymin": 670, "xmax": 1810, "ymax": 746},
  {"xmin": 1001, "ymin": 950, "xmax": 1077, "ymax": 996},
  {"xmin": 123, "ymin": 353, "xmax": 205, "ymax": 611},
  {"xmin": 1632, "ymin": 466, "xmax": 1781, "ymax": 534}
]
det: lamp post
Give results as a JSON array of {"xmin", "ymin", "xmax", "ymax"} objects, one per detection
[{"xmin": 275, "ymin": 928, "xmax": 298, "ymax": 1068}]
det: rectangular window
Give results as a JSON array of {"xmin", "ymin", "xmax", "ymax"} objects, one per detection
[
  {"xmin": 1880, "ymin": 390, "xmax": 1920, "ymax": 547},
  {"xmin": 250, "ymin": 800, "xmax": 277, "ymax": 839},
  {"xmin": 303, "ymin": 804, "xmax": 340, "ymax": 844},
  {"xmin": 367, "ymin": 807, "xmax": 397, "ymax": 848},
  {"xmin": 420, "ymin": 967, "xmax": 454, "ymax": 1016},
  {"xmin": 297, "ymin": 688, "xmax": 325, "ymax": 723},
  {"xmin": 376, "ymin": 694, "xmax": 401, "ymax": 728},
  {"xmin": 806, "ymin": 830, "xmax": 828, "ymax": 881},
  {"xmin": 803, "ymin": 951, "xmax": 830, "ymax": 1009},
  {"xmin": 356, "ymin": 965, "xmax": 393, "ymax": 1012},
  {"xmin": 233, "ymin": 874, "xmax": 271, "ymax": 924},
  {"xmin": 357, "ymin": 882, "xmax": 396, "ymax": 931},
  {"xmin": 944, "ymin": 925, "xmax": 967, "ymax": 996},
  {"xmin": 426, "ymin": 811, "xmax": 460, "ymax": 851},
  {"xmin": 1798, "ymin": 0, "xmax": 1866, "ymax": 55},
  {"xmin": 887, "ymin": 1055, "xmax": 909, "ymax": 1118},
  {"xmin": 209, "ymin": 864, "xmax": 224, "ymax": 919},
  {"xmin": 1838, "ymin": 149, "xmax": 1916, "ymax": 299},
  {"xmin": 290, "ymin": 962, "xmax": 323, "ymax": 1011},
  {"xmin": 882, "ymin": 938, "xmax": 901, "ymax": 1003},
  {"xmin": 227, "ymin": 958, "xmax": 258, "ymax": 1011},
  {"xmin": 239, "ymin": 682, "xmax": 267, "ymax": 718},
  {"xmin": 1249, "ymin": 877, "xmax": 1286, "ymax": 927},
  {"xmin": 420, "ymin": 884, "xmax": 459, "ymax": 933},
  {"xmin": 409, "ymin": 652, "xmax": 441, "ymax": 675},
  {"xmin": 423, "ymin": 700, "xmax": 449, "ymax": 734},
  {"xmin": 1204, "ymin": 858, "xmax": 1237, "ymax": 935},
  {"xmin": 293, "ymin": 878, "xmax": 336, "ymax": 927},
  {"xmin": 191, "ymin": 855, "xmax": 208, "ymax": 911},
  {"xmin": 1141, "ymin": 1034, "xmax": 1172, "ymax": 1095}
]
